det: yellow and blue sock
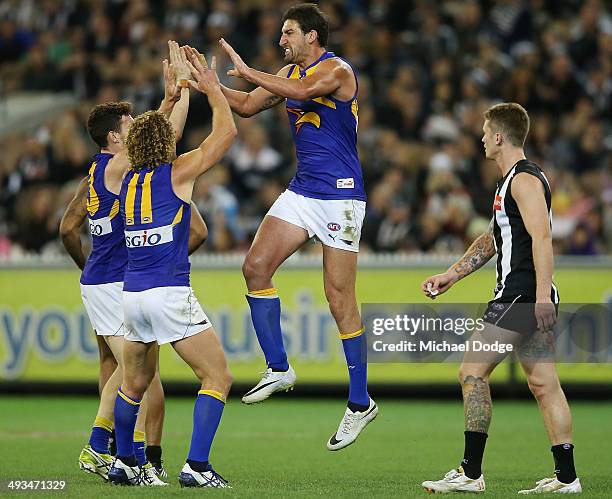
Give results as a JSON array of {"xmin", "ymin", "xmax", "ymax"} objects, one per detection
[
  {"xmin": 133, "ymin": 430, "xmax": 146, "ymax": 466},
  {"xmin": 89, "ymin": 415, "xmax": 113, "ymax": 454},
  {"xmin": 340, "ymin": 327, "xmax": 370, "ymax": 409},
  {"xmin": 113, "ymin": 388, "xmax": 140, "ymax": 466},
  {"xmin": 246, "ymin": 289, "xmax": 289, "ymax": 371},
  {"xmin": 186, "ymin": 390, "xmax": 225, "ymax": 471}
]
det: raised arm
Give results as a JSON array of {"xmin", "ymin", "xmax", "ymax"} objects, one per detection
[
  {"xmin": 166, "ymin": 40, "xmax": 192, "ymax": 141},
  {"xmin": 512, "ymin": 172, "xmax": 556, "ymax": 330},
  {"xmin": 421, "ymin": 218, "xmax": 496, "ymax": 299},
  {"xmin": 157, "ymin": 57, "xmax": 180, "ymax": 117},
  {"xmin": 59, "ymin": 178, "xmax": 89, "ymax": 270},
  {"xmin": 220, "ymin": 38, "xmax": 354, "ymax": 102},
  {"xmin": 171, "ymin": 47, "xmax": 237, "ymax": 202}
]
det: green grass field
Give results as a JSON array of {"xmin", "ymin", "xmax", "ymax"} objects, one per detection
[{"xmin": 2, "ymin": 396, "xmax": 611, "ymax": 497}]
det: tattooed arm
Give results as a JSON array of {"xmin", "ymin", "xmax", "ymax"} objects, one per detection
[{"xmin": 421, "ymin": 218, "xmax": 496, "ymax": 299}]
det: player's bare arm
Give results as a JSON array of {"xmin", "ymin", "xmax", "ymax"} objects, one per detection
[
  {"xmin": 171, "ymin": 46, "xmax": 237, "ymax": 202},
  {"xmin": 188, "ymin": 201, "xmax": 208, "ymax": 254},
  {"xmin": 422, "ymin": 219, "xmax": 496, "ymax": 299},
  {"xmin": 220, "ymin": 38, "xmax": 355, "ymax": 102},
  {"xmin": 166, "ymin": 40, "xmax": 191, "ymax": 141},
  {"xmin": 59, "ymin": 177, "xmax": 89, "ymax": 270},
  {"xmin": 220, "ymin": 65, "xmax": 291, "ymax": 118},
  {"xmin": 512, "ymin": 172, "xmax": 556, "ymax": 331}
]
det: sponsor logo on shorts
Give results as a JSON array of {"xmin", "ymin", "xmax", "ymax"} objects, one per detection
[
  {"xmin": 340, "ymin": 239, "xmax": 354, "ymax": 246},
  {"xmin": 327, "ymin": 222, "xmax": 341, "ymax": 231},
  {"xmin": 89, "ymin": 216, "xmax": 113, "ymax": 236},
  {"xmin": 328, "ymin": 233, "xmax": 337, "ymax": 242},
  {"xmin": 336, "ymin": 178, "xmax": 354, "ymax": 189},
  {"xmin": 125, "ymin": 224, "xmax": 174, "ymax": 248}
]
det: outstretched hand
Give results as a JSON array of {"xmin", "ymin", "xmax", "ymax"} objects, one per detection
[
  {"xmin": 219, "ymin": 38, "xmax": 250, "ymax": 79},
  {"xmin": 183, "ymin": 45, "xmax": 220, "ymax": 94},
  {"xmin": 162, "ymin": 57, "xmax": 179, "ymax": 102},
  {"xmin": 169, "ymin": 39, "xmax": 191, "ymax": 83}
]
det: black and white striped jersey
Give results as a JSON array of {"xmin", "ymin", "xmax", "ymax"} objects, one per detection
[{"xmin": 492, "ymin": 159, "xmax": 559, "ymax": 303}]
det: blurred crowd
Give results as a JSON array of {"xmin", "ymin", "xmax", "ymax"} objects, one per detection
[{"xmin": 0, "ymin": 0, "xmax": 610, "ymax": 258}]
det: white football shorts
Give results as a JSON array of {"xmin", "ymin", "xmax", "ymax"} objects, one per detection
[
  {"xmin": 123, "ymin": 286, "xmax": 212, "ymax": 344},
  {"xmin": 267, "ymin": 189, "xmax": 366, "ymax": 252},
  {"xmin": 80, "ymin": 281, "xmax": 124, "ymax": 336}
]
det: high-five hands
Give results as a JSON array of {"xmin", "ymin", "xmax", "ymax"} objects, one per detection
[
  {"xmin": 168, "ymin": 40, "xmax": 191, "ymax": 84},
  {"xmin": 183, "ymin": 45, "xmax": 220, "ymax": 94},
  {"xmin": 219, "ymin": 38, "xmax": 250, "ymax": 79}
]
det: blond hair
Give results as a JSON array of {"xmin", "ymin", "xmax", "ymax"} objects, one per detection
[
  {"xmin": 125, "ymin": 111, "xmax": 174, "ymax": 171},
  {"xmin": 484, "ymin": 102, "xmax": 530, "ymax": 147}
]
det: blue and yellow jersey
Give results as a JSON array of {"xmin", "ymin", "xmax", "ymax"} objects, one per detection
[
  {"xmin": 80, "ymin": 153, "xmax": 127, "ymax": 285},
  {"xmin": 119, "ymin": 163, "xmax": 191, "ymax": 292},
  {"xmin": 285, "ymin": 51, "xmax": 365, "ymax": 201}
]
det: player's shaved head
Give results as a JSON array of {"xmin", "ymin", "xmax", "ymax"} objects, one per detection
[
  {"xmin": 125, "ymin": 110, "xmax": 175, "ymax": 171},
  {"xmin": 484, "ymin": 102, "xmax": 530, "ymax": 148},
  {"xmin": 282, "ymin": 3, "xmax": 329, "ymax": 47},
  {"xmin": 87, "ymin": 101, "xmax": 132, "ymax": 148}
]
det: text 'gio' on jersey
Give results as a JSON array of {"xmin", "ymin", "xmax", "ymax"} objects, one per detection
[
  {"xmin": 285, "ymin": 51, "xmax": 366, "ymax": 201},
  {"xmin": 119, "ymin": 163, "xmax": 191, "ymax": 292},
  {"xmin": 492, "ymin": 159, "xmax": 559, "ymax": 302},
  {"xmin": 80, "ymin": 152, "xmax": 127, "ymax": 285}
]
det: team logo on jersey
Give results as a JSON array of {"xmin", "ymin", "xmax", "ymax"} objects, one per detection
[
  {"xmin": 124, "ymin": 223, "xmax": 174, "ymax": 248},
  {"xmin": 493, "ymin": 195, "xmax": 502, "ymax": 211},
  {"xmin": 287, "ymin": 107, "xmax": 321, "ymax": 133},
  {"xmin": 327, "ymin": 223, "xmax": 341, "ymax": 231}
]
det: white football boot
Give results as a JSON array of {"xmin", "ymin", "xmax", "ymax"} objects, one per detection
[
  {"xmin": 178, "ymin": 463, "xmax": 230, "ymax": 488},
  {"xmin": 140, "ymin": 462, "xmax": 168, "ymax": 486},
  {"xmin": 422, "ymin": 467, "xmax": 486, "ymax": 493},
  {"xmin": 518, "ymin": 477, "xmax": 582, "ymax": 494},
  {"xmin": 108, "ymin": 458, "xmax": 142, "ymax": 486},
  {"xmin": 327, "ymin": 398, "xmax": 378, "ymax": 451},
  {"xmin": 241, "ymin": 366, "xmax": 296, "ymax": 404}
]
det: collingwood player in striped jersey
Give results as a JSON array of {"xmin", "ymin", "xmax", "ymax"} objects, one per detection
[{"xmin": 420, "ymin": 103, "xmax": 581, "ymax": 494}]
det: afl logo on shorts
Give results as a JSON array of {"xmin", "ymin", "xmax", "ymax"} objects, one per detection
[
  {"xmin": 125, "ymin": 224, "xmax": 174, "ymax": 248},
  {"xmin": 327, "ymin": 223, "xmax": 341, "ymax": 231},
  {"xmin": 493, "ymin": 195, "xmax": 502, "ymax": 211}
]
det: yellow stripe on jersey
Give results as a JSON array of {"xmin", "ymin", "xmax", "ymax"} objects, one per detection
[
  {"xmin": 171, "ymin": 205, "xmax": 183, "ymax": 225},
  {"xmin": 124, "ymin": 174, "xmax": 139, "ymax": 226},
  {"xmin": 351, "ymin": 99, "xmax": 358, "ymax": 120},
  {"xmin": 109, "ymin": 199, "xmax": 120, "ymax": 220},
  {"xmin": 291, "ymin": 63, "xmax": 335, "ymax": 109},
  {"xmin": 86, "ymin": 162, "xmax": 99, "ymax": 216},
  {"xmin": 140, "ymin": 171, "xmax": 154, "ymax": 224},
  {"xmin": 288, "ymin": 65, "xmax": 300, "ymax": 79},
  {"xmin": 312, "ymin": 96, "xmax": 336, "ymax": 109},
  {"xmin": 198, "ymin": 389, "xmax": 226, "ymax": 403}
]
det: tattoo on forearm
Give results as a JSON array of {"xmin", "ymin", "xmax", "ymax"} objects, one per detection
[
  {"xmin": 451, "ymin": 220, "xmax": 496, "ymax": 279},
  {"xmin": 462, "ymin": 375, "xmax": 492, "ymax": 433},
  {"xmin": 261, "ymin": 95, "xmax": 283, "ymax": 111}
]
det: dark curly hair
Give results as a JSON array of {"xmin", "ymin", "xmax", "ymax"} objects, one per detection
[
  {"xmin": 87, "ymin": 101, "xmax": 132, "ymax": 148},
  {"xmin": 282, "ymin": 3, "xmax": 329, "ymax": 47},
  {"xmin": 125, "ymin": 111, "xmax": 175, "ymax": 171}
]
